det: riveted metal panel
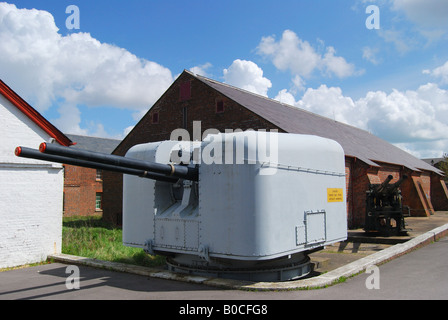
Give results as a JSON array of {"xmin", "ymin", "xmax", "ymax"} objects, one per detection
[
  {"xmin": 305, "ymin": 210, "xmax": 327, "ymax": 245},
  {"xmin": 295, "ymin": 225, "xmax": 306, "ymax": 246},
  {"xmin": 154, "ymin": 218, "xmax": 199, "ymax": 251}
]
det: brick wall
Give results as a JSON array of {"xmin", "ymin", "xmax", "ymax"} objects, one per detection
[
  {"xmin": 431, "ymin": 175, "xmax": 448, "ymax": 211},
  {"xmin": 102, "ymin": 170, "xmax": 123, "ymax": 225},
  {"xmin": 350, "ymin": 161, "xmax": 371, "ymax": 228},
  {"xmin": 63, "ymin": 165, "xmax": 103, "ymax": 217}
]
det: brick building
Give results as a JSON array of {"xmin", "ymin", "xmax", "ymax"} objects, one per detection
[
  {"xmin": 63, "ymin": 134, "xmax": 120, "ymax": 217},
  {"xmin": 103, "ymin": 70, "xmax": 448, "ymax": 228}
]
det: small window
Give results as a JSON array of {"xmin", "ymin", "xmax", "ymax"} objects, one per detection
[
  {"xmin": 96, "ymin": 169, "xmax": 103, "ymax": 181},
  {"xmin": 152, "ymin": 112, "xmax": 159, "ymax": 124},
  {"xmin": 216, "ymin": 100, "xmax": 225, "ymax": 113},
  {"xmin": 96, "ymin": 193, "xmax": 102, "ymax": 211},
  {"xmin": 180, "ymin": 81, "xmax": 191, "ymax": 101}
]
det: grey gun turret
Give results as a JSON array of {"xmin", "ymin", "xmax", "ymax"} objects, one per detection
[{"xmin": 15, "ymin": 131, "xmax": 348, "ymax": 282}]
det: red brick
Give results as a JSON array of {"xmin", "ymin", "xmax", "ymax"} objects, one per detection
[{"xmin": 63, "ymin": 165, "xmax": 102, "ymax": 217}]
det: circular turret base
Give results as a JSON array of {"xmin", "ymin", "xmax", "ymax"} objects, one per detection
[{"xmin": 166, "ymin": 253, "xmax": 312, "ymax": 282}]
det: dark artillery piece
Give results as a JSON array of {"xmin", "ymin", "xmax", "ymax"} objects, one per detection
[{"xmin": 364, "ymin": 174, "xmax": 409, "ymax": 236}]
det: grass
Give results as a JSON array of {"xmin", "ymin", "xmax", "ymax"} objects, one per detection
[{"xmin": 62, "ymin": 216, "xmax": 166, "ymax": 268}]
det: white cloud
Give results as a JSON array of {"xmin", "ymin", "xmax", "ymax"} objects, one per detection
[
  {"xmin": 0, "ymin": 3, "xmax": 173, "ymax": 136},
  {"xmin": 277, "ymin": 81, "xmax": 448, "ymax": 158},
  {"xmin": 189, "ymin": 62, "xmax": 212, "ymax": 77},
  {"xmin": 322, "ymin": 46, "xmax": 359, "ymax": 78},
  {"xmin": 424, "ymin": 61, "xmax": 448, "ymax": 85},
  {"xmin": 257, "ymin": 30, "xmax": 357, "ymax": 79},
  {"xmin": 291, "ymin": 75, "xmax": 306, "ymax": 93},
  {"xmin": 223, "ymin": 59, "xmax": 272, "ymax": 97},
  {"xmin": 357, "ymin": 86, "xmax": 448, "ymax": 144},
  {"xmin": 298, "ymin": 85, "xmax": 362, "ymax": 128},
  {"xmin": 51, "ymin": 103, "xmax": 87, "ymax": 136},
  {"xmin": 391, "ymin": 0, "xmax": 448, "ymax": 42},
  {"xmin": 378, "ymin": 29, "xmax": 413, "ymax": 54},
  {"xmin": 362, "ymin": 46, "xmax": 381, "ymax": 65},
  {"xmin": 257, "ymin": 30, "xmax": 320, "ymax": 77},
  {"xmin": 274, "ymin": 89, "xmax": 297, "ymax": 106},
  {"xmin": 392, "ymin": 0, "xmax": 448, "ymax": 29}
]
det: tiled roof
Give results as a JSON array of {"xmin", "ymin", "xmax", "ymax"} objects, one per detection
[{"xmin": 66, "ymin": 134, "xmax": 120, "ymax": 154}]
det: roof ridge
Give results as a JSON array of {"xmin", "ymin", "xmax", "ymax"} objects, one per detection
[
  {"xmin": 65, "ymin": 133, "xmax": 121, "ymax": 141},
  {"xmin": 193, "ymin": 72, "xmax": 279, "ymax": 104}
]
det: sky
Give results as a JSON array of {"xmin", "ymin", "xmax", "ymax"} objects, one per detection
[{"xmin": 1, "ymin": 0, "xmax": 448, "ymax": 158}]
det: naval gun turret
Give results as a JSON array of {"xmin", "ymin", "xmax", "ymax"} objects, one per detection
[{"xmin": 15, "ymin": 131, "xmax": 348, "ymax": 281}]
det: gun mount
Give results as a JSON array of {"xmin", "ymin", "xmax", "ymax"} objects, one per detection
[
  {"xmin": 364, "ymin": 174, "xmax": 409, "ymax": 236},
  {"xmin": 15, "ymin": 132, "xmax": 348, "ymax": 282}
]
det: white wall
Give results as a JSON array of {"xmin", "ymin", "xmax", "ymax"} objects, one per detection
[{"xmin": 0, "ymin": 95, "xmax": 64, "ymax": 269}]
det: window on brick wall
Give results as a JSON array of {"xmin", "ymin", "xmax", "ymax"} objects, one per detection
[
  {"xmin": 96, "ymin": 169, "xmax": 103, "ymax": 181},
  {"xmin": 180, "ymin": 81, "xmax": 191, "ymax": 101},
  {"xmin": 216, "ymin": 100, "xmax": 225, "ymax": 113},
  {"xmin": 96, "ymin": 193, "xmax": 102, "ymax": 211},
  {"xmin": 152, "ymin": 112, "xmax": 159, "ymax": 124}
]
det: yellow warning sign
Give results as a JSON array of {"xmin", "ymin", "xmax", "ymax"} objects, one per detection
[{"xmin": 327, "ymin": 188, "xmax": 344, "ymax": 202}]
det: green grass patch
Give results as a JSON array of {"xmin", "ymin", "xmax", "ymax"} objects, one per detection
[{"xmin": 62, "ymin": 216, "xmax": 165, "ymax": 268}]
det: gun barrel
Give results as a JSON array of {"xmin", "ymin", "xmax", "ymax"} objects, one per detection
[
  {"xmin": 375, "ymin": 175, "xmax": 393, "ymax": 193},
  {"xmin": 391, "ymin": 174, "xmax": 408, "ymax": 189},
  {"xmin": 39, "ymin": 142, "xmax": 198, "ymax": 181},
  {"xmin": 15, "ymin": 146, "xmax": 179, "ymax": 183}
]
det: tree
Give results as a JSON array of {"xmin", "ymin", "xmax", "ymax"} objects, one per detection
[{"xmin": 439, "ymin": 153, "xmax": 448, "ymax": 182}]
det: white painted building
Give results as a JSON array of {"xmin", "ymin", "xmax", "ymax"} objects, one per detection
[{"xmin": 0, "ymin": 80, "xmax": 73, "ymax": 269}]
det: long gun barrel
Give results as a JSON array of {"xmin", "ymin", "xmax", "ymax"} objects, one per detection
[
  {"xmin": 39, "ymin": 142, "xmax": 198, "ymax": 182},
  {"xmin": 374, "ymin": 175, "xmax": 393, "ymax": 193},
  {"xmin": 389, "ymin": 175, "xmax": 408, "ymax": 191},
  {"xmin": 15, "ymin": 146, "xmax": 180, "ymax": 183}
]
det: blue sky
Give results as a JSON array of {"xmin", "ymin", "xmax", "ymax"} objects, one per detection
[{"xmin": 1, "ymin": 0, "xmax": 448, "ymax": 158}]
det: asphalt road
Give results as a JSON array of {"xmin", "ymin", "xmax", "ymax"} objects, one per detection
[{"xmin": 1, "ymin": 236, "xmax": 447, "ymax": 302}]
